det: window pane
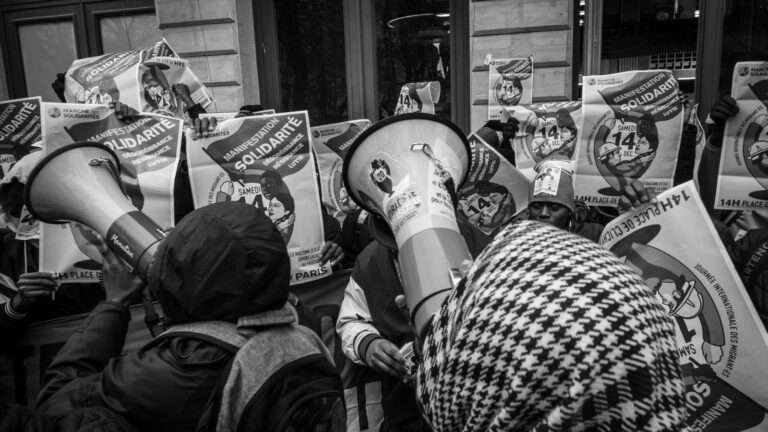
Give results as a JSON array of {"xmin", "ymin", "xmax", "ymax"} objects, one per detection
[
  {"xmin": 100, "ymin": 13, "xmax": 163, "ymax": 53},
  {"xmin": 374, "ymin": 0, "xmax": 450, "ymax": 121},
  {"xmin": 600, "ymin": 0, "xmax": 700, "ymax": 95},
  {"xmin": 275, "ymin": 0, "xmax": 347, "ymax": 124},
  {"xmin": 18, "ymin": 21, "xmax": 77, "ymax": 101},
  {"xmin": 719, "ymin": 0, "xmax": 768, "ymax": 93}
]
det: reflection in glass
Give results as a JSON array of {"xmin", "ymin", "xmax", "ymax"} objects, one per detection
[
  {"xmin": 375, "ymin": 0, "xmax": 450, "ymax": 121},
  {"xmin": 275, "ymin": 0, "xmax": 347, "ymax": 124},
  {"xmin": 600, "ymin": 0, "xmax": 700, "ymax": 95},
  {"xmin": 100, "ymin": 14, "xmax": 163, "ymax": 53},
  {"xmin": 18, "ymin": 21, "xmax": 77, "ymax": 101},
  {"xmin": 719, "ymin": 0, "xmax": 768, "ymax": 94}
]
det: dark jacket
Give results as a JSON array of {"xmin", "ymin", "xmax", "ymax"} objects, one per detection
[
  {"xmin": 728, "ymin": 229, "xmax": 768, "ymax": 329},
  {"xmin": 35, "ymin": 302, "xmax": 231, "ymax": 431},
  {"xmin": 346, "ymin": 221, "xmax": 492, "ymax": 432},
  {"xmin": 36, "ymin": 203, "xmax": 292, "ymax": 431}
]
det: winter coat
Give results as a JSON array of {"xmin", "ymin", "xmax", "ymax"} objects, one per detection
[{"xmin": 35, "ymin": 301, "xmax": 232, "ymax": 432}]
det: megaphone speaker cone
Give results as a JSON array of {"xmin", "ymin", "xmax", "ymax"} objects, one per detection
[
  {"xmin": 24, "ymin": 142, "xmax": 165, "ymax": 277},
  {"xmin": 342, "ymin": 114, "xmax": 473, "ymax": 338}
]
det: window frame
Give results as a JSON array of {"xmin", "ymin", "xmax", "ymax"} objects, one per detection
[
  {"xmin": 0, "ymin": 0, "xmax": 156, "ymax": 99},
  {"xmin": 254, "ymin": 0, "xmax": 470, "ymax": 129},
  {"xmin": 580, "ymin": 0, "xmax": 725, "ymax": 118}
]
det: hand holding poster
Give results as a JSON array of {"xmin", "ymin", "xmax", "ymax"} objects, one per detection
[
  {"xmin": 716, "ymin": 62, "xmax": 768, "ymax": 210},
  {"xmin": 0, "ymin": 97, "xmax": 42, "ymax": 179},
  {"xmin": 40, "ymin": 103, "xmax": 183, "ymax": 282},
  {"xmin": 509, "ymin": 101, "xmax": 581, "ymax": 179},
  {"xmin": 601, "ymin": 181, "xmax": 768, "ymax": 431},
  {"xmin": 395, "ymin": 82, "xmax": 441, "ymax": 115},
  {"xmin": 65, "ymin": 39, "xmax": 212, "ymax": 120},
  {"xmin": 457, "ymin": 133, "xmax": 529, "ymax": 235},
  {"xmin": 574, "ymin": 70, "xmax": 684, "ymax": 207},
  {"xmin": 311, "ymin": 120, "xmax": 371, "ymax": 224},
  {"xmin": 186, "ymin": 111, "xmax": 330, "ymax": 285},
  {"xmin": 487, "ymin": 56, "xmax": 533, "ymax": 121}
]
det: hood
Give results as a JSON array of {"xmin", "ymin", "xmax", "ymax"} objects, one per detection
[{"xmin": 148, "ymin": 202, "xmax": 290, "ymax": 324}]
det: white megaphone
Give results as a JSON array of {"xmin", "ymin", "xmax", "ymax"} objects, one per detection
[
  {"xmin": 24, "ymin": 142, "xmax": 166, "ymax": 278},
  {"xmin": 343, "ymin": 113, "xmax": 472, "ymax": 339}
]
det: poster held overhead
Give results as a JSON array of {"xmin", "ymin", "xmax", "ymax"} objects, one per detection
[
  {"xmin": 186, "ymin": 111, "xmax": 330, "ymax": 285},
  {"xmin": 457, "ymin": 132, "xmax": 529, "ymax": 235},
  {"xmin": 64, "ymin": 39, "xmax": 212, "ymax": 120},
  {"xmin": 311, "ymin": 119, "xmax": 371, "ymax": 225},
  {"xmin": 508, "ymin": 101, "xmax": 581, "ymax": 180},
  {"xmin": 715, "ymin": 62, "xmax": 768, "ymax": 210},
  {"xmin": 574, "ymin": 70, "xmax": 684, "ymax": 207},
  {"xmin": 601, "ymin": 181, "xmax": 768, "ymax": 431},
  {"xmin": 0, "ymin": 97, "xmax": 42, "ymax": 180},
  {"xmin": 487, "ymin": 56, "xmax": 533, "ymax": 121},
  {"xmin": 395, "ymin": 82, "xmax": 441, "ymax": 115}
]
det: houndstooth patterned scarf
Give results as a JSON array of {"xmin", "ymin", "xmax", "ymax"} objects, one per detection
[{"xmin": 417, "ymin": 221, "xmax": 687, "ymax": 431}]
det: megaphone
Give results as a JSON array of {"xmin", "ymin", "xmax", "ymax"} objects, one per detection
[
  {"xmin": 343, "ymin": 113, "xmax": 472, "ymax": 338},
  {"xmin": 24, "ymin": 142, "xmax": 165, "ymax": 278}
]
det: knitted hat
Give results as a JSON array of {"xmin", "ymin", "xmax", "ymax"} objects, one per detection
[
  {"xmin": 148, "ymin": 202, "xmax": 290, "ymax": 324},
  {"xmin": 528, "ymin": 158, "xmax": 575, "ymax": 212},
  {"xmin": 417, "ymin": 220, "xmax": 686, "ymax": 431}
]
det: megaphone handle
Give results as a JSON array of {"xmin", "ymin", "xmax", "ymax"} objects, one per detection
[{"xmin": 89, "ymin": 156, "xmax": 127, "ymax": 196}]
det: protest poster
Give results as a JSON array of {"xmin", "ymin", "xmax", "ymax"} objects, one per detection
[
  {"xmin": 311, "ymin": 119, "xmax": 371, "ymax": 224},
  {"xmin": 0, "ymin": 97, "xmax": 42, "ymax": 179},
  {"xmin": 487, "ymin": 56, "xmax": 533, "ymax": 121},
  {"xmin": 573, "ymin": 70, "xmax": 684, "ymax": 207},
  {"xmin": 64, "ymin": 39, "xmax": 212, "ymax": 120},
  {"xmin": 39, "ymin": 102, "xmax": 183, "ymax": 282},
  {"xmin": 509, "ymin": 101, "xmax": 581, "ymax": 179},
  {"xmin": 715, "ymin": 62, "xmax": 768, "ymax": 210},
  {"xmin": 600, "ymin": 181, "xmax": 768, "ymax": 431},
  {"xmin": 186, "ymin": 111, "xmax": 330, "ymax": 285},
  {"xmin": 457, "ymin": 133, "xmax": 530, "ymax": 235},
  {"xmin": 395, "ymin": 82, "xmax": 441, "ymax": 115},
  {"xmin": 198, "ymin": 109, "xmax": 276, "ymax": 123}
]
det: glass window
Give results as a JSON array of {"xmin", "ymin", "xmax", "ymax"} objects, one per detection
[
  {"xmin": 600, "ymin": 0, "xmax": 700, "ymax": 95},
  {"xmin": 100, "ymin": 13, "xmax": 163, "ymax": 53},
  {"xmin": 374, "ymin": 0, "xmax": 450, "ymax": 121},
  {"xmin": 274, "ymin": 0, "xmax": 347, "ymax": 124},
  {"xmin": 718, "ymin": 0, "xmax": 768, "ymax": 93},
  {"xmin": 18, "ymin": 21, "xmax": 77, "ymax": 101}
]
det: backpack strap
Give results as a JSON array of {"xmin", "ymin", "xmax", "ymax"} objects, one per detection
[
  {"xmin": 155, "ymin": 321, "xmax": 249, "ymax": 432},
  {"xmin": 157, "ymin": 321, "xmax": 250, "ymax": 353}
]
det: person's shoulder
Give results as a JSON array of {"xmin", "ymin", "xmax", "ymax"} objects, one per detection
[
  {"xmin": 143, "ymin": 333, "xmax": 233, "ymax": 367},
  {"xmin": 572, "ymin": 222, "xmax": 604, "ymax": 243}
]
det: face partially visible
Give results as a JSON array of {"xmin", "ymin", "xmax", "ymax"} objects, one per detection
[
  {"xmin": 528, "ymin": 201, "xmax": 571, "ymax": 229},
  {"xmin": 755, "ymin": 151, "xmax": 768, "ymax": 169},
  {"xmin": 268, "ymin": 197, "xmax": 287, "ymax": 220}
]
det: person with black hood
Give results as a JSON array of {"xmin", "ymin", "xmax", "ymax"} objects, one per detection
[{"xmin": 34, "ymin": 203, "xmax": 304, "ymax": 431}]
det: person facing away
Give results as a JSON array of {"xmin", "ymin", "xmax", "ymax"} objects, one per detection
[{"xmin": 34, "ymin": 202, "xmax": 333, "ymax": 431}]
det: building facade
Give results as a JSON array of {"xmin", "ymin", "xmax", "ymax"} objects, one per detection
[{"xmin": 0, "ymin": 0, "xmax": 766, "ymax": 132}]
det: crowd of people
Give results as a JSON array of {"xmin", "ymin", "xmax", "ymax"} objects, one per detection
[{"xmin": 0, "ymin": 66, "xmax": 765, "ymax": 432}]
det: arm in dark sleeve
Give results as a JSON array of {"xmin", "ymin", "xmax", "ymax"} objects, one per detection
[
  {"xmin": 697, "ymin": 138, "xmax": 723, "ymax": 214},
  {"xmin": 36, "ymin": 301, "xmax": 130, "ymax": 408},
  {"xmin": 674, "ymin": 124, "xmax": 698, "ymax": 185},
  {"xmin": 186, "ymin": 103, "xmax": 206, "ymax": 120},
  {"xmin": 0, "ymin": 301, "xmax": 26, "ymax": 334},
  {"xmin": 322, "ymin": 207, "xmax": 342, "ymax": 243}
]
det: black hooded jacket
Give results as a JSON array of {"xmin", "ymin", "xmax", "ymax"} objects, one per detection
[{"xmin": 35, "ymin": 203, "xmax": 291, "ymax": 431}]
